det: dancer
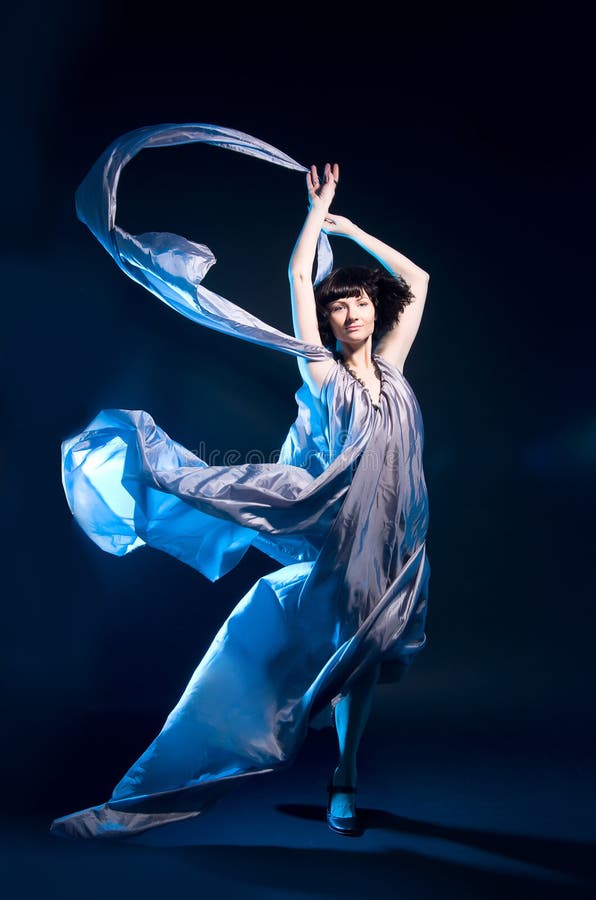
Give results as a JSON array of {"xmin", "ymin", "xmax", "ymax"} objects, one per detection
[
  {"xmin": 290, "ymin": 162, "xmax": 429, "ymax": 836},
  {"xmin": 50, "ymin": 125, "xmax": 431, "ymax": 841}
]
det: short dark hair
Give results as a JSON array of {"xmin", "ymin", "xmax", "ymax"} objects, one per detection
[{"xmin": 314, "ymin": 265, "xmax": 414, "ymax": 352}]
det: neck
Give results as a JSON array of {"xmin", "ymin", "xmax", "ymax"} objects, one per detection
[{"xmin": 336, "ymin": 341, "xmax": 375, "ymax": 371}]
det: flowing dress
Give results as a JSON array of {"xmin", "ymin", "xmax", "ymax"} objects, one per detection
[{"xmin": 50, "ymin": 125, "xmax": 431, "ymax": 840}]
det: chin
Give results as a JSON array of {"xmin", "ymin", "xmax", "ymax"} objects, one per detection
[{"xmin": 343, "ymin": 334, "xmax": 372, "ymax": 346}]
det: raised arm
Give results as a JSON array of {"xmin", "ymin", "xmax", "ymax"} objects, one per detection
[
  {"xmin": 288, "ymin": 163, "xmax": 339, "ymax": 397},
  {"xmin": 323, "ymin": 215, "xmax": 430, "ymax": 372}
]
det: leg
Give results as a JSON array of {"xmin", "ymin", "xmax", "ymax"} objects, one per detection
[{"xmin": 329, "ymin": 660, "xmax": 381, "ymax": 817}]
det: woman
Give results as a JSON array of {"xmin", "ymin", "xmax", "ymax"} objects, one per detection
[
  {"xmin": 51, "ymin": 124, "xmax": 431, "ymax": 841},
  {"xmin": 290, "ymin": 162, "xmax": 429, "ymax": 835}
]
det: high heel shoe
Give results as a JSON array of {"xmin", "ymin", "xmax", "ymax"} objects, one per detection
[{"xmin": 326, "ymin": 775, "xmax": 363, "ymax": 837}]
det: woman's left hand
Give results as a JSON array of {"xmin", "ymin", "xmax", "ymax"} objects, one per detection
[{"xmin": 307, "ymin": 162, "xmax": 339, "ymax": 212}]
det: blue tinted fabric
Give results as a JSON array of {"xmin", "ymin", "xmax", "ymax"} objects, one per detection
[{"xmin": 51, "ymin": 125, "xmax": 430, "ymax": 840}]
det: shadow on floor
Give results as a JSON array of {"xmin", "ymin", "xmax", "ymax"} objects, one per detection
[{"xmin": 273, "ymin": 801, "xmax": 596, "ymax": 890}]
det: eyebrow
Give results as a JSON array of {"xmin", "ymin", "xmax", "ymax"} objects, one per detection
[{"xmin": 330, "ymin": 296, "xmax": 368, "ymax": 305}]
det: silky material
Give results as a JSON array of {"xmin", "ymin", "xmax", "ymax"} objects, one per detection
[{"xmin": 50, "ymin": 124, "xmax": 430, "ymax": 840}]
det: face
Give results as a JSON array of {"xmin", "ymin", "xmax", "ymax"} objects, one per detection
[{"xmin": 326, "ymin": 290, "xmax": 377, "ymax": 346}]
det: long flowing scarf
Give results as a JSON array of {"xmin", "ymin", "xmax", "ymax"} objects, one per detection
[{"xmin": 75, "ymin": 122, "xmax": 335, "ymax": 358}]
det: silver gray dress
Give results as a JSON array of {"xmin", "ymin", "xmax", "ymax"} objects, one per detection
[{"xmin": 50, "ymin": 125, "xmax": 431, "ymax": 840}]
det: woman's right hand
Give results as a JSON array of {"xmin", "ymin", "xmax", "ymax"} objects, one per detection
[
  {"xmin": 306, "ymin": 162, "xmax": 339, "ymax": 212},
  {"xmin": 321, "ymin": 213, "xmax": 357, "ymax": 238}
]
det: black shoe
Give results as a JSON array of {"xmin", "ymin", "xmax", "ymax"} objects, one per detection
[{"xmin": 326, "ymin": 776, "xmax": 363, "ymax": 837}]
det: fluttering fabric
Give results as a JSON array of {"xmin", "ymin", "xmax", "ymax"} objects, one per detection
[{"xmin": 51, "ymin": 124, "xmax": 430, "ymax": 841}]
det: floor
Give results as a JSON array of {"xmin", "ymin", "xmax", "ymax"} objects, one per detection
[{"xmin": 3, "ymin": 716, "xmax": 594, "ymax": 900}]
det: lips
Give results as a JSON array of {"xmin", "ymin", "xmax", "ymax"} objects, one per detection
[{"xmin": 346, "ymin": 325, "xmax": 362, "ymax": 331}]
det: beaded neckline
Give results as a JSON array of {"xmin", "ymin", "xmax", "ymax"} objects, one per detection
[{"xmin": 337, "ymin": 352, "xmax": 383, "ymax": 410}]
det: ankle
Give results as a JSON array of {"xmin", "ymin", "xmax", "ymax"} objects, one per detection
[{"xmin": 333, "ymin": 763, "xmax": 357, "ymax": 786}]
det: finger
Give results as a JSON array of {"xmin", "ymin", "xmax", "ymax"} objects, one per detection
[
  {"xmin": 307, "ymin": 169, "xmax": 320, "ymax": 193},
  {"xmin": 325, "ymin": 163, "xmax": 338, "ymax": 188},
  {"xmin": 325, "ymin": 163, "xmax": 338, "ymax": 185}
]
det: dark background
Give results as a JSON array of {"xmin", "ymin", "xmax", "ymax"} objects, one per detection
[{"xmin": 1, "ymin": 0, "xmax": 594, "ymax": 892}]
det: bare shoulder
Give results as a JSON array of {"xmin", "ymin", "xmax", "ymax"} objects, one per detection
[{"xmin": 297, "ymin": 358, "xmax": 337, "ymax": 399}]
